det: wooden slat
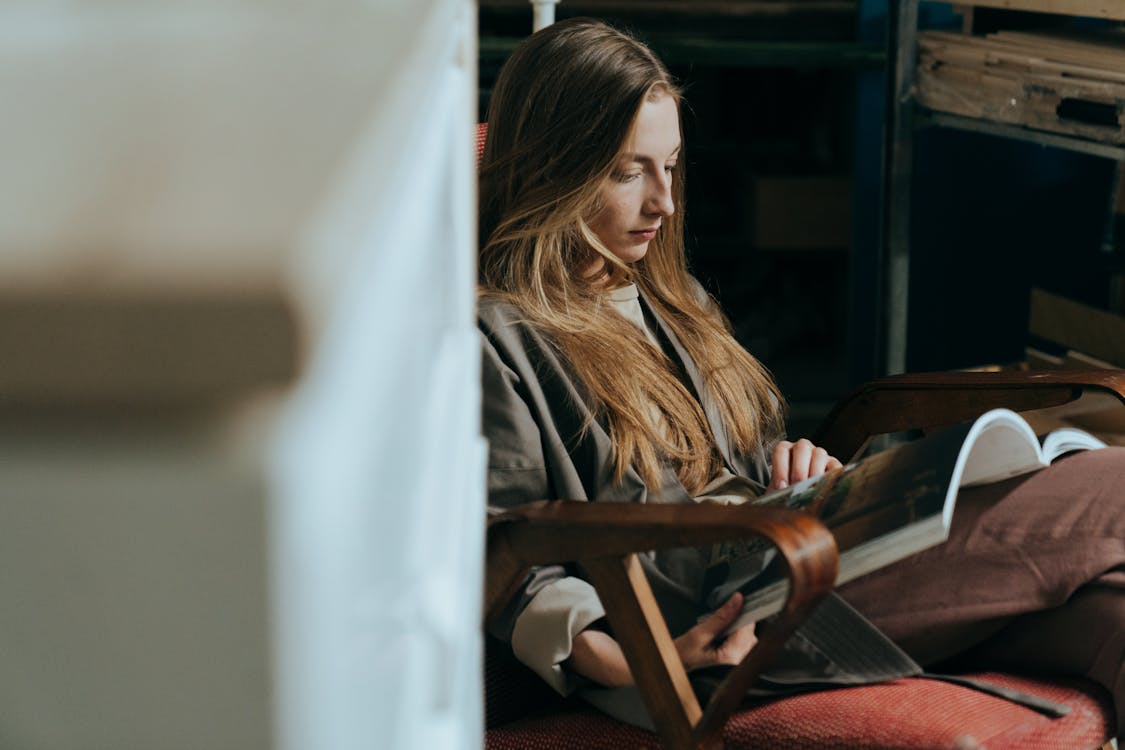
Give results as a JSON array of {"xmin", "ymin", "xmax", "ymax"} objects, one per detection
[
  {"xmin": 917, "ymin": 57, "xmax": 1125, "ymax": 102},
  {"xmin": 952, "ymin": 0, "xmax": 1125, "ymax": 21},
  {"xmin": 920, "ymin": 32, "xmax": 1125, "ymax": 85},
  {"xmin": 990, "ymin": 30, "xmax": 1125, "ymax": 69},
  {"xmin": 494, "ymin": 501, "xmax": 834, "ymax": 566},
  {"xmin": 691, "ymin": 512, "xmax": 836, "ymax": 746},
  {"xmin": 584, "ymin": 555, "xmax": 706, "ymax": 750},
  {"xmin": 482, "ymin": 524, "xmax": 531, "ymax": 628},
  {"xmin": 1020, "ymin": 387, "xmax": 1125, "ymax": 445},
  {"xmin": 917, "ymin": 70, "xmax": 1123, "ymax": 144},
  {"xmin": 813, "ymin": 369, "xmax": 1125, "ymax": 461},
  {"xmin": 1030, "ymin": 288, "xmax": 1125, "ymax": 365}
]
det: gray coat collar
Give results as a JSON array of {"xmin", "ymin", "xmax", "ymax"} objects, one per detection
[{"xmin": 636, "ymin": 285, "xmax": 738, "ymax": 475}]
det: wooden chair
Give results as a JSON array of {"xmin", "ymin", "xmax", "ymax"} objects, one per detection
[{"xmin": 484, "ymin": 369, "xmax": 1125, "ymax": 750}]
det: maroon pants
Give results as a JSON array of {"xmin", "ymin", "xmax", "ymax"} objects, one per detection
[{"xmin": 838, "ymin": 447, "xmax": 1125, "ymax": 737}]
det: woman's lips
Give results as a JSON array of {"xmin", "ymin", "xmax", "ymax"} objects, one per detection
[{"xmin": 629, "ymin": 228, "xmax": 658, "ymax": 242}]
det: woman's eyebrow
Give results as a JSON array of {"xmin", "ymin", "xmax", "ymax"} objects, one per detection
[{"xmin": 620, "ymin": 145, "xmax": 682, "ymax": 163}]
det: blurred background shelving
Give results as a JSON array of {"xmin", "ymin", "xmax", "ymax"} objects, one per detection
[{"xmin": 885, "ymin": 0, "xmax": 1125, "ymax": 376}]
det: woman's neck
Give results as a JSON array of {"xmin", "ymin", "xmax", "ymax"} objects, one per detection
[{"xmin": 583, "ymin": 256, "xmax": 634, "ymax": 291}]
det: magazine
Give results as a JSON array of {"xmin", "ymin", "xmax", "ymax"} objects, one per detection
[{"xmin": 703, "ymin": 408, "xmax": 1107, "ymax": 629}]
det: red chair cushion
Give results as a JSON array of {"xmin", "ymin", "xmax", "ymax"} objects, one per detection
[
  {"xmin": 484, "ymin": 637, "xmax": 565, "ymax": 730},
  {"xmin": 485, "ymin": 672, "xmax": 1113, "ymax": 750},
  {"xmin": 476, "ymin": 122, "xmax": 488, "ymax": 162}
]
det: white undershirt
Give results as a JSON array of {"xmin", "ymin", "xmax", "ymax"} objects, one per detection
[{"xmin": 606, "ymin": 283, "xmax": 660, "ymax": 348}]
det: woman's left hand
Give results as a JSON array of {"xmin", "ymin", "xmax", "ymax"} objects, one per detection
[{"xmin": 768, "ymin": 438, "xmax": 843, "ymax": 491}]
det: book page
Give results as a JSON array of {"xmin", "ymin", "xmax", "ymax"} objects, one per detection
[
  {"xmin": 1040, "ymin": 427, "xmax": 1107, "ymax": 462},
  {"xmin": 709, "ymin": 420, "xmax": 976, "ymax": 625},
  {"xmin": 956, "ymin": 411, "xmax": 1045, "ymax": 488}
]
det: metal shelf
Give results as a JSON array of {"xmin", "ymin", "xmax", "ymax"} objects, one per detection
[
  {"xmin": 479, "ymin": 0, "xmax": 857, "ymax": 15},
  {"xmin": 918, "ymin": 110, "xmax": 1125, "ymax": 161},
  {"xmin": 480, "ymin": 36, "xmax": 885, "ymax": 67},
  {"xmin": 647, "ymin": 38, "xmax": 884, "ymax": 67}
]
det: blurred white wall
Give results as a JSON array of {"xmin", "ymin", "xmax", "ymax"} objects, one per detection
[
  {"xmin": 0, "ymin": 1, "xmax": 482, "ymax": 748},
  {"xmin": 272, "ymin": 1, "xmax": 485, "ymax": 748},
  {"xmin": 0, "ymin": 3, "xmax": 404, "ymax": 295}
]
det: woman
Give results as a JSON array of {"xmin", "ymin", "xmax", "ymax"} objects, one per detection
[{"xmin": 478, "ymin": 17, "xmax": 1125, "ymax": 735}]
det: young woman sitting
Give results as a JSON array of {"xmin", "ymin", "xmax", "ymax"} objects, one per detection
[{"xmin": 478, "ymin": 17, "xmax": 1125, "ymax": 738}]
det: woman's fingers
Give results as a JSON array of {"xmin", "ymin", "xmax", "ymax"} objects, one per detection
[
  {"xmin": 771, "ymin": 439, "xmax": 844, "ymax": 490},
  {"xmin": 769, "ymin": 441, "xmax": 793, "ymax": 490},
  {"xmin": 808, "ymin": 444, "xmax": 830, "ymax": 477},
  {"xmin": 715, "ymin": 622, "xmax": 758, "ymax": 665},
  {"xmin": 690, "ymin": 592, "xmax": 743, "ymax": 642},
  {"xmin": 789, "ymin": 439, "xmax": 814, "ymax": 483},
  {"xmin": 675, "ymin": 593, "xmax": 747, "ymax": 671}
]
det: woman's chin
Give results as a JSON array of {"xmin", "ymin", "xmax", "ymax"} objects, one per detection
[{"xmin": 610, "ymin": 243, "xmax": 650, "ymax": 265}]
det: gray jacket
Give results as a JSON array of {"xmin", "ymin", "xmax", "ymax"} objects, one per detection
[{"xmin": 479, "ymin": 287, "xmax": 918, "ymax": 715}]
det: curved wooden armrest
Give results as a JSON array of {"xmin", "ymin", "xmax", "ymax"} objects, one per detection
[
  {"xmin": 486, "ymin": 500, "xmax": 838, "ymax": 750},
  {"xmin": 491, "ymin": 500, "xmax": 835, "ymax": 569},
  {"xmin": 486, "ymin": 500, "xmax": 837, "ymax": 624},
  {"xmin": 814, "ymin": 369, "xmax": 1125, "ymax": 461}
]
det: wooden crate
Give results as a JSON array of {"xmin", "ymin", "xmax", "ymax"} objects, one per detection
[{"xmin": 916, "ymin": 29, "xmax": 1125, "ymax": 145}]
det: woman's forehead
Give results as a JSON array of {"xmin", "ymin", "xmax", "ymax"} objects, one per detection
[{"xmin": 620, "ymin": 94, "xmax": 681, "ymax": 161}]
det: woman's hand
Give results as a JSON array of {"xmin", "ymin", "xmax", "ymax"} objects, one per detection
[
  {"xmin": 769, "ymin": 438, "xmax": 843, "ymax": 491},
  {"xmin": 674, "ymin": 592, "xmax": 758, "ymax": 672},
  {"xmin": 566, "ymin": 593, "xmax": 757, "ymax": 687}
]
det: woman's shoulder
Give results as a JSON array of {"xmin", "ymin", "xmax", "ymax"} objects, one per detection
[
  {"xmin": 477, "ymin": 293, "xmax": 549, "ymax": 356},
  {"xmin": 477, "ymin": 294, "xmax": 560, "ymax": 382},
  {"xmin": 477, "ymin": 292, "xmax": 518, "ymax": 317},
  {"xmin": 477, "ymin": 293, "xmax": 528, "ymax": 331}
]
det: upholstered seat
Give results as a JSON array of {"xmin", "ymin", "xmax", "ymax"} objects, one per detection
[{"xmin": 486, "ymin": 661, "xmax": 1113, "ymax": 749}]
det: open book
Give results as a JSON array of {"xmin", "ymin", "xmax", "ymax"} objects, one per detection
[{"xmin": 703, "ymin": 408, "xmax": 1107, "ymax": 629}]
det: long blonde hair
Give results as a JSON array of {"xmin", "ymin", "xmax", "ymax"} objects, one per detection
[{"xmin": 479, "ymin": 18, "xmax": 784, "ymax": 494}]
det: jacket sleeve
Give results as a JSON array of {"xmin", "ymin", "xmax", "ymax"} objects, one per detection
[{"xmin": 481, "ymin": 329, "xmax": 606, "ymax": 694}]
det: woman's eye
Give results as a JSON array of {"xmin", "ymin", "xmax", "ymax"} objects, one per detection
[
  {"xmin": 664, "ymin": 163, "xmax": 677, "ymax": 174},
  {"xmin": 615, "ymin": 171, "xmax": 641, "ymax": 183}
]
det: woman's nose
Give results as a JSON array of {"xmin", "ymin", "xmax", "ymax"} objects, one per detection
[{"xmin": 647, "ymin": 172, "xmax": 674, "ymax": 217}]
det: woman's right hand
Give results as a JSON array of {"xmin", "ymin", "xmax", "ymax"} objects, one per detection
[
  {"xmin": 567, "ymin": 592, "xmax": 757, "ymax": 687},
  {"xmin": 674, "ymin": 592, "xmax": 758, "ymax": 671}
]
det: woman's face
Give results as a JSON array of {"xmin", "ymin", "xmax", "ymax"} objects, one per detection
[{"xmin": 587, "ymin": 92, "xmax": 680, "ymax": 267}]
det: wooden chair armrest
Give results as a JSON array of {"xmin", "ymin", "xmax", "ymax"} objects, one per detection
[
  {"xmin": 486, "ymin": 501, "xmax": 836, "ymax": 624},
  {"xmin": 486, "ymin": 501, "xmax": 838, "ymax": 750},
  {"xmin": 814, "ymin": 369, "xmax": 1125, "ymax": 461}
]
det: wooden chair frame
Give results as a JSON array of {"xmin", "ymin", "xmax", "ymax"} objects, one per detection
[{"xmin": 485, "ymin": 369, "xmax": 1125, "ymax": 750}]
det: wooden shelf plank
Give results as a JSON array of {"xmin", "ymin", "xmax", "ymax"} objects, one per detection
[
  {"xmin": 479, "ymin": 0, "xmax": 856, "ymax": 15},
  {"xmin": 950, "ymin": 0, "xmax": 1125, "ymax": 22},
  {"xmin": 481, "ymin": 36, "xmax": 885, "ymax": 66}
]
